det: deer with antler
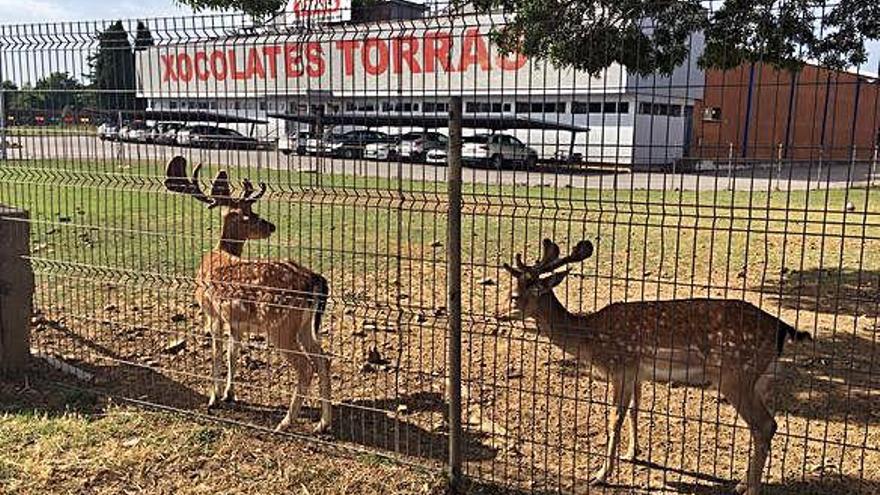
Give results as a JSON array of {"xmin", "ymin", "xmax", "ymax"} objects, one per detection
[
  {"xmin": 165, "ymin": 156, "xmax": 332, "ymax": 432},
  {"xmin": 502, "ymin": 239, "xmax": 810, "ymax": 495}
]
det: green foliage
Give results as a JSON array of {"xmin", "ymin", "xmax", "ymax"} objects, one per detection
[
  {"xmin": 134, "ymin": 21, "xmax": 155, "ymax": 51},
  {"xmin": 4, "ymin": 73, "xmax": 87, "ymax": 112},
  {"xmin": 173, "ymin": 0, "xmax": 285, "ymax": 18},
  {"xmin": 87, "ymin": 21, "xmax": 139, "ymax": 111},
  {"xmin": 467, "ymin": 0, "xmax": 879, "ymax": 75}
]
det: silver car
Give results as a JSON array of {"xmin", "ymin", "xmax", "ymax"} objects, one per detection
[{"xmin": 461, "ymin": 133, "xmax": 538, "ymax": 169}]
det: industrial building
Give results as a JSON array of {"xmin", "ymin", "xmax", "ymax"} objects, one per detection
[{"xmin": 135, "ymin": 3, "xmax": 705, "ymax": 166}]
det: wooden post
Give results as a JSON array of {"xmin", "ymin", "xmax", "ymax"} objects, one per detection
[
  {"xmin": 446, "ymin": 96, "xmax": 463, "ymax": 492},
  {"xmin": 0, "ymin": 205, "xmax": 33, "ymax": 375}
]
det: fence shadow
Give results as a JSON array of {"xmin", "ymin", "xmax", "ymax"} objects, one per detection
[
  {"xmin": 756, "ymin": 268, "xmax": 880, "ymax": 319},
  {"xmin": 31, "ymin": 320, "xmax": 497, "ymax": 464}
]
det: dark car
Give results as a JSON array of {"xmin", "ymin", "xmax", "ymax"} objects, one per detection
[
  {"xmin": 310, "ymin": 130, "xmax": 392, "ymax": 158},
  {"xmin": 178, "ymin": 125, "xmax": 259, "ymax": 150}
]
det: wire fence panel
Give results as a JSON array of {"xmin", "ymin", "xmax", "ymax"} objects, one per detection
[{"xmin": 1, "ymin": 6, "xmax": 879, "ymax": 495}]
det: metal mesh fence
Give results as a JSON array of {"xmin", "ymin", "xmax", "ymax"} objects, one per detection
[{"xmin": 1, "ymin": 7, "xmax": 879, "ymax": 494}]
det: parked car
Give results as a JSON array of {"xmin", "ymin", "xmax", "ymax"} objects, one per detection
[
  {"xmin": 278, "ymin": 131, "xmax": 311, "ymax": 155},
  {"xmin": 119, "ymin": 121, "xmax": 149, "ymax": 142},
  {"xmin": 306, "ymin": 130, "xmax": 392, "ymax": 158},
  {"xmin": 461, "ymin": 133, "xmax": 538, "ymax": 169},
  {"xmin": 397, "ymin": 131, "xmax": 448, "ymax": 162},
  {"xmin": 97, "ymin": 122, "xmax": 119, "ymax": 141},
  {"xmin": 178, "ymin": 125, "xmax": 259, "ymax": 149},
  {"xmin": 364, "ymin": 138, "xmax": 398, "ymax": 160},
  {"xmin": 552, "ymin": 149, "xmax": 583, "ymax": 164},
  {"xmin": 425, "ymin": 148, "xmax": 447, "ymax": 165},
  {"xmin": 150, "ymin": 122, "xmax": 185, "ymax": 145}
]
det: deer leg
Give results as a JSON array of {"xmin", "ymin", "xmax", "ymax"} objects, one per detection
[
  {"xmin": 592, "ymin": 374, "xmax": 634, "ymax": 485},
  {"xmin": 724, "ymin": 383, "xmax": 776, "ymax": 495},
  {"xmin": 300, "ymin": 326, "xmax": 332, "ymax": 433},
  {"xmin": 222, "ymin": 330, "xmax": 241, "ymax": 403},
  {"xmin": 206, "ymin": 319, "xmax": 223, "ymax": 409},
  {"xmin": 624, "ymin": 381, "xmax": 642, "ymax": 461},
  {"xmin": 276, "ymin": 351, "xmax": 314, "ymax": 432},
  {"xmin": 754, "ymin": 359, "xmax": 779, "ymax": 414}
]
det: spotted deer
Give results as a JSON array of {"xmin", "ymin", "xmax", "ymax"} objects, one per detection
[
  {"xmin": 502, "ymin": 239, "xmax": 811, "ymax": 495},
  {"xmin": 165, "ymin": 156, "xmax": 332, "ymax": 432}
]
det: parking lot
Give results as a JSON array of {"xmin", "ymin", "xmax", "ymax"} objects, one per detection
[{"xmin": 2, "ymin": 132, "xmax": 875, "ymax": 191}]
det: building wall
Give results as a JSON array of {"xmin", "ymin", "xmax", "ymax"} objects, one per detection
[{"xmin": 693, "ymin": 63, "xmax": 880, "ymax": 163}]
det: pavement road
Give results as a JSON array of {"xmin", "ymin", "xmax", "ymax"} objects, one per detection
[{"xmin": 2, "ymin": 133, "xmax": 876, "ymax": 192}]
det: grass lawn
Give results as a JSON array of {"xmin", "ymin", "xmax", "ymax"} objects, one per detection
[{"xmin": 1, "ymin": 157, "xmax": 879, "ymax": 493}]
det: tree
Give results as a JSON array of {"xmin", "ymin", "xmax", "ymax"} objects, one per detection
[
  {"xmin": 173, "ymin": 0, "xmax": 376, "ymax": 20},
  {"xmin": 174, "ymin": 0, "xmax": 285, "ymax": 19},
  {"xmin": 471, "ymin": 0, "xmax": 880, "ymax": 75},
  {"xmin": 134, "ymin": 21, "xmax": 155, "ymax": 50},
  {"xmin": 34, "ymin": 72, "xmax": 86, "ymax": 111},
  {"xmin": 87, "ymin": 20, "xmax": 138, "ymax": 111}
]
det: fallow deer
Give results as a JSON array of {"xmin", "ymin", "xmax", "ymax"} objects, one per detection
[
  {"xmin": 165, "ymin": 156, "xmax": 332, "ymax": 432},
  {"xmin": 501, "ymin": 239, "xmax": 811, "ymax": 495}
]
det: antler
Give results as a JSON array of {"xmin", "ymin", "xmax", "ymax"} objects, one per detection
[
  {"xmin": 164, "ymin": 156, "xmax": 265, "ymax": 208},
  {"xmin": 240, "ymin": 178, "xmax": 267, "ymax": 204},
  {"xmin": 519, "ymin": 238, "xmax": 593, "ymax": 275},
  {"xmin": 165, "ymin": 156, "xmax": 212, "ymax": 205}
]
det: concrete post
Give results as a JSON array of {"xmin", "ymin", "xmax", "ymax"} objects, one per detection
[{"xmin": 0, "ymin": 205, "xmax": 33, "ymax": 375}]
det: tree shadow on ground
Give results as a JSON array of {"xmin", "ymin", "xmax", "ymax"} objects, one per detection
[
  {"xmin": 770, "ymin": 330, "xmax": 880, "ymax": 425},
  {"xmin": 668, "ymin": 475, "xmax": 880, "ymax": 495},
  {"xmin": 755, "ymin": 268, "xmax": 880, "ymax": 319}
]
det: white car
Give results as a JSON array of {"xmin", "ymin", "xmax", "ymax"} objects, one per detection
[
  {"xmin": 364, "ymin": 141, "xmax": 397, "ymax": 160},
  {"xmin": 462, "ymin": 133, "xmax": 538, "ymax": 169},
  {"xmin": 97, "ymin": 123, "xmax": 119, "ymax": 141},
  {"xmin": 425, "ymin": 148, "xmax": 447, "ymax": 165},
  {"xmin": 278, "ymin": 131, "xmax": 311, "ymax": 155},
  {"xmin": 397, "ymin": 131, "xmax": 448, "ymax": 161}
]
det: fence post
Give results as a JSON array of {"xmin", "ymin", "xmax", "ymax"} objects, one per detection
[
  {"xmin": 0, "ymin": 205, "xmax": 33, "ymax": 375},
  {"xmin": 872, "ymin": 144, "xmax": 878, "ymax": 187},
  {"xmin": 446, "ymin": 95, "xmax": 463, "ymax": 492},
  {"xmin": 0, "ymin": 88, "xmax": 7, "ymax": 161},
  {"xmin": 727, "ymin": 142, "xmax": 734, "ymax": 189}
]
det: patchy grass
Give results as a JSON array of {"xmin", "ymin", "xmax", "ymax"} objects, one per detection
[{"xmin": 0, "ymin": 378, "xmax": 443, "ymax": 495}]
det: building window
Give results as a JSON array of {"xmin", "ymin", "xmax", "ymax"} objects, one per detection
[
  {"xmin": 640, "ymin": 102, "xmax": 683, "ymax": 117},
  {"xmin": 703, "ymin": 107, "xmax": 722, "ymax": 121},
  {"xmin": 169, "ymin": 100, "xmax": 178, "ymax": 110},
  {"xmin": 573, "ymin": 101, "xmax": 626, "ymax": 114},
  {"xmin": 517, "ymin": 101, "xmax": 565, "ymax": 113},
  {"xmin": 424, "ymin": 102, "xmax": 448, "ymax": 113}
]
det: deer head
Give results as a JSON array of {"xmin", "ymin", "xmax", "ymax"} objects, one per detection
[
  {"xmin": 501, "ymin": 238, "xmax": 593, "ymax": 320},
  {"xmin": 165, "ymin": 156, "xmax": 275, "ymax": 254}
]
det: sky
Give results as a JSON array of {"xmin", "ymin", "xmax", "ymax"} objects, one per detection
[
  {"xmin": 0, "ymin": 0, "xmax": 878, "ymax": 74},
  {"xmin": 0, "ymin": 0, "xmax": 200, "ymax": 23}
]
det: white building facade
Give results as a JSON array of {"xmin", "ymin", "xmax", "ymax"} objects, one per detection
[{"xmin": 135, "ymin": 13, "xmax": 705, "ymax": 165}]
